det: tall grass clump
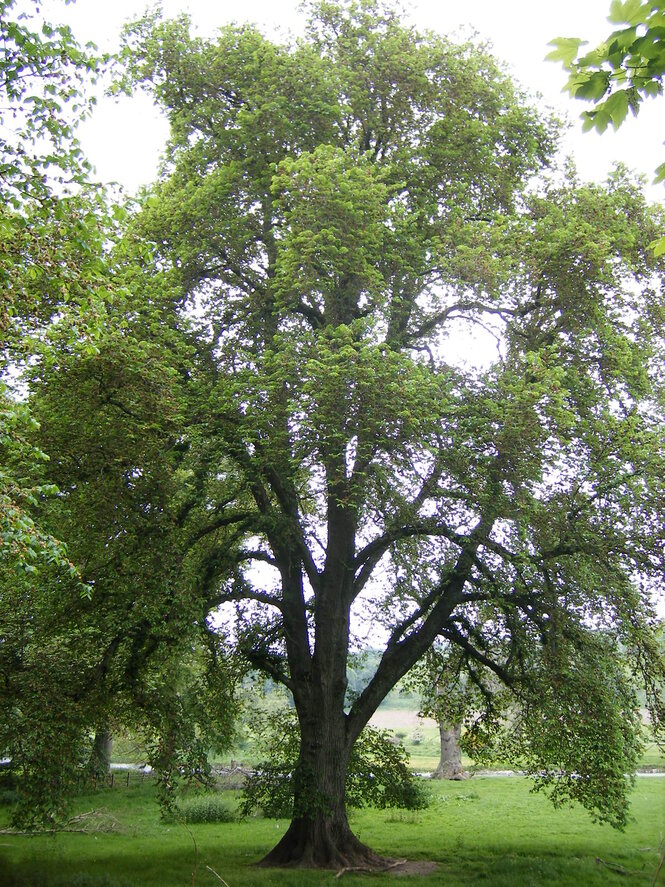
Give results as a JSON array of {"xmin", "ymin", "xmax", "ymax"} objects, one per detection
[{"xmin": 177, "ymin": 793, "xmax": 235, "ymax": 824}]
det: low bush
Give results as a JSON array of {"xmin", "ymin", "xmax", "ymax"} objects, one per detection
[
  {"xmin": 240, "ymin": 709, "xmax": 429, "ymax": 819},
  {"xmin": 177, "ymin": 793, "xmax": 236, "ymax": 824}
]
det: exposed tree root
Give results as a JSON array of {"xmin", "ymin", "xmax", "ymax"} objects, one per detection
[
  {"xmin": 258, "ymin": 817, "xmax": 393, "ymax": 870},
  {"xmin": 335, "ymin": 858, "xmax": 408, "ymax": 877}
]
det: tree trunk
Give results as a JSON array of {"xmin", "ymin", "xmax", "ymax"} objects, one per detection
[
  {"xmin": 259, "ymin": 703, "xmax": 390, "ymax": 869},
  {"xmin": 431, "ymin": 720, "xmax": 467, "ymax": 780},
  {"xmin": 259, "ymin": 806, "xmax": 387, "ymax": 869},
  {"xmin": 88, "ymin": 727, "xmax": 113, "ymax": 779}
]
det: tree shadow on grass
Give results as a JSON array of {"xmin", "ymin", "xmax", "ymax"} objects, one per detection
[{"xmin": 1, "ymin": 836, "xmax": 661, "ymax": 887}]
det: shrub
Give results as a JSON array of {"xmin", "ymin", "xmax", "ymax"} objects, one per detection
[
  {"xmin": 177, "ymin": 793, "xmax": 236, "ymax": 824},
  {"xmin": 240, "ymin": 709, "xmax": 429, "ymax": 819}
]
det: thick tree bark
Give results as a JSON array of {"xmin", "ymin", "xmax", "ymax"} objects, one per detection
[
  {"xmin": 259, "ymin": 707, "xmax": 390, "ymax": 869},
  {"xmin": 431, "ymin": 720, "xmax": 467, "ymax": 780},
  {"xmin": 258, "ymin": 509, "xmax": 487, "ymax": 866},
  {"xmin": 259, "ymin": 801, "xmax": 387, "ymax": 869}
]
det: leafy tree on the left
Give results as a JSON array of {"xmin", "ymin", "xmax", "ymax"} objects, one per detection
[
  {"xmin": 5, "ymin": 301, "xmax": 240, "ymax": 823},
  {"xmin": 0, "ymin": 0, "xmax": 107, "ymax": 574},
  {"xmin": 0, "ymin": 0, "xmax": 112, "ymax": 823},
  {"xmin": 0, "ymin": 2, "xmax": 240, "ymax": 825}
]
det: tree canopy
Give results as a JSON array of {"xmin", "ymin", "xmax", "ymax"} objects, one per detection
[
  {"xmin": 6, "ymin": 0, "xmax": 665, "ymax": 870},
  {"xmin": 548, "ymin": 0, "xmax": 665, "ymax": 252}
]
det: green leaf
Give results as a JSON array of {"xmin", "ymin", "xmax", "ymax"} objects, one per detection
[
  {"xmin": 579, "ymin": 43, "xmax": 614, "ymax": 67},
  {"xmin": 581, "ymin": 109, "xmax": 611, "ymax": 132},
  {"xmin": 650, "ymin": 234, "xmax": 665, "ymax": 256},
  {"xmin": 632, "ymin": 30, "xmax": 665, "ymax": 60},
  {"xmin": 572, "ymin": 71, "xmax": 611, "ymax": 100},
  {"xmin": 602, "ymin": 89, "xmax": 631, "ymax": 127},
  {"xmin": 643, "ymin": 79, "xmax": 663, "ymax": 97},
  {"xmin": 546, "ymin": 37, "xmax": 586, "ymax": 67},
  {"xmin": 604, "ymin": 25, "xmax": 639, "ymax": 55},
  {"xmin": 609, "ymin": 0, "xmax": 648, "ymax": 26}
]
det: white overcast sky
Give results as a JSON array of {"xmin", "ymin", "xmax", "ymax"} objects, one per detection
[{"xmin": 41, "ymin": 0, "xmax": 665, "ymax": 201}]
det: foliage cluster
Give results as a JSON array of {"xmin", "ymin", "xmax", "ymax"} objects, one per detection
[
  {"xmin": 1, "ymin": 297, "xmax": 242, "ymax": 825},
  {"xmin": 548, "ymin": 0, "xmax": 665, "ymax": 252},
  {"xmin": 456, "ymin": 632, "xmax": 647, "ymax": 827},
  {"xmin": 548, "ymin": 0, "xmax": 665, "ymax": 136},
  {"xmin": 0, "ymin": 0, "xmax": 108, "ymax": 580}
]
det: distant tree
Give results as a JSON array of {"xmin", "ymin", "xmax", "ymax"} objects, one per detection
[
  {"xmin": 414, "ymin": 648, "xmax": 473, "ymax": 780},
  {"xmin": 87, "ymin": 725, "xmax": 113, "ymax": 781},
  {"xmin": 548, "ymin": 0, "xmax": 665, "ymax": 252},
  {"xmin": 107, "ymin": 0, "xmax": 665, "ymax": 868}
]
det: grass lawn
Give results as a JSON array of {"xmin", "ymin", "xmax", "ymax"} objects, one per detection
[{"xmin": 1, "ymin": 775, "xmax": 663, "ymax": 886}]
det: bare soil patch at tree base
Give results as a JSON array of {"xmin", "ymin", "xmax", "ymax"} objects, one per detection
[
  {"xmin": 388, "ymin": 861, "xmax": 439, "ymax": 876},
  {"xmin": 336, "ymin": 859, "xmax": 439, "ymax": 877}
]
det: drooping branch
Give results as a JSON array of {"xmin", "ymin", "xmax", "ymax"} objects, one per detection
[
  {"xmin": 346, "ymin": 510, "xmax": 497, "ymax": 742},
  {"xmin": 237, "ymin": 549, "xmax": 278, "ymax": 568},
  {"xmin": 216, "ymin": 586, "xmax": 283, "ymax": 611},
  {"xmin": 294, "ymin": 300, "xmax": 325, "ymax": 328},
  {"xmin": 241, "ymin": 648, "xmax": 294, "ymax": 691},
  {"xmin": 439, "ymin": 621, "xmax": 514, "ymax": 687},
  {"xmin": 407, "ymin": 299, "xmax": 516, "ymax": 344},
  {"xmin": 184, "ymin": 511, "xmax": 255, "ymax": 548}
]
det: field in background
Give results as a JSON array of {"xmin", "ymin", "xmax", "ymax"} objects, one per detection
[
  {"xmin": 234, "ymin": 707, "xmax": 665, "ymax": 774},
  {"xmin": 109, "ymin": 707, "xmax": 665, "ymax": 773},
  {"xmin": 369, "ymin": 709, "xmax": 665, "ymax": 773}
]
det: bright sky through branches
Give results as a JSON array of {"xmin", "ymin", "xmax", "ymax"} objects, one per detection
[
  {"xmin": 42, "ymin": 0, "xmax": 665, "ymax": 199},
  {"xmin": 36, "ymin": 0, "xmax": 665, "ymax": 627}
]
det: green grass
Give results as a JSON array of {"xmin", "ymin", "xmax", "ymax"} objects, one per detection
[
  {"xmin": 1, "ymin": 776, "xmax": 664, "ymax": 886},
  {"xmin": 407, "ymin": 738, "xmax": 665, "ymax": 775}
]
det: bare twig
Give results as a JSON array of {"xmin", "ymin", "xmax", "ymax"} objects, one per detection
[
  {"xmin": 182, "ymin": 821, "xmax": 198, "ymax": 887},
  {"xmin": 596, "ymin": 857, "xmax": 645, "ymax": 877},
  {"xmin": 206, "ymin": 865, "xmax": 231, "ymax": 886},
  {"xmin": 0, "ymin": 809, "xmax": 124, "ymax": 836},
  {"xmin": 335, "ymin": 858, "xmax": 407, "ymax": 878}
]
